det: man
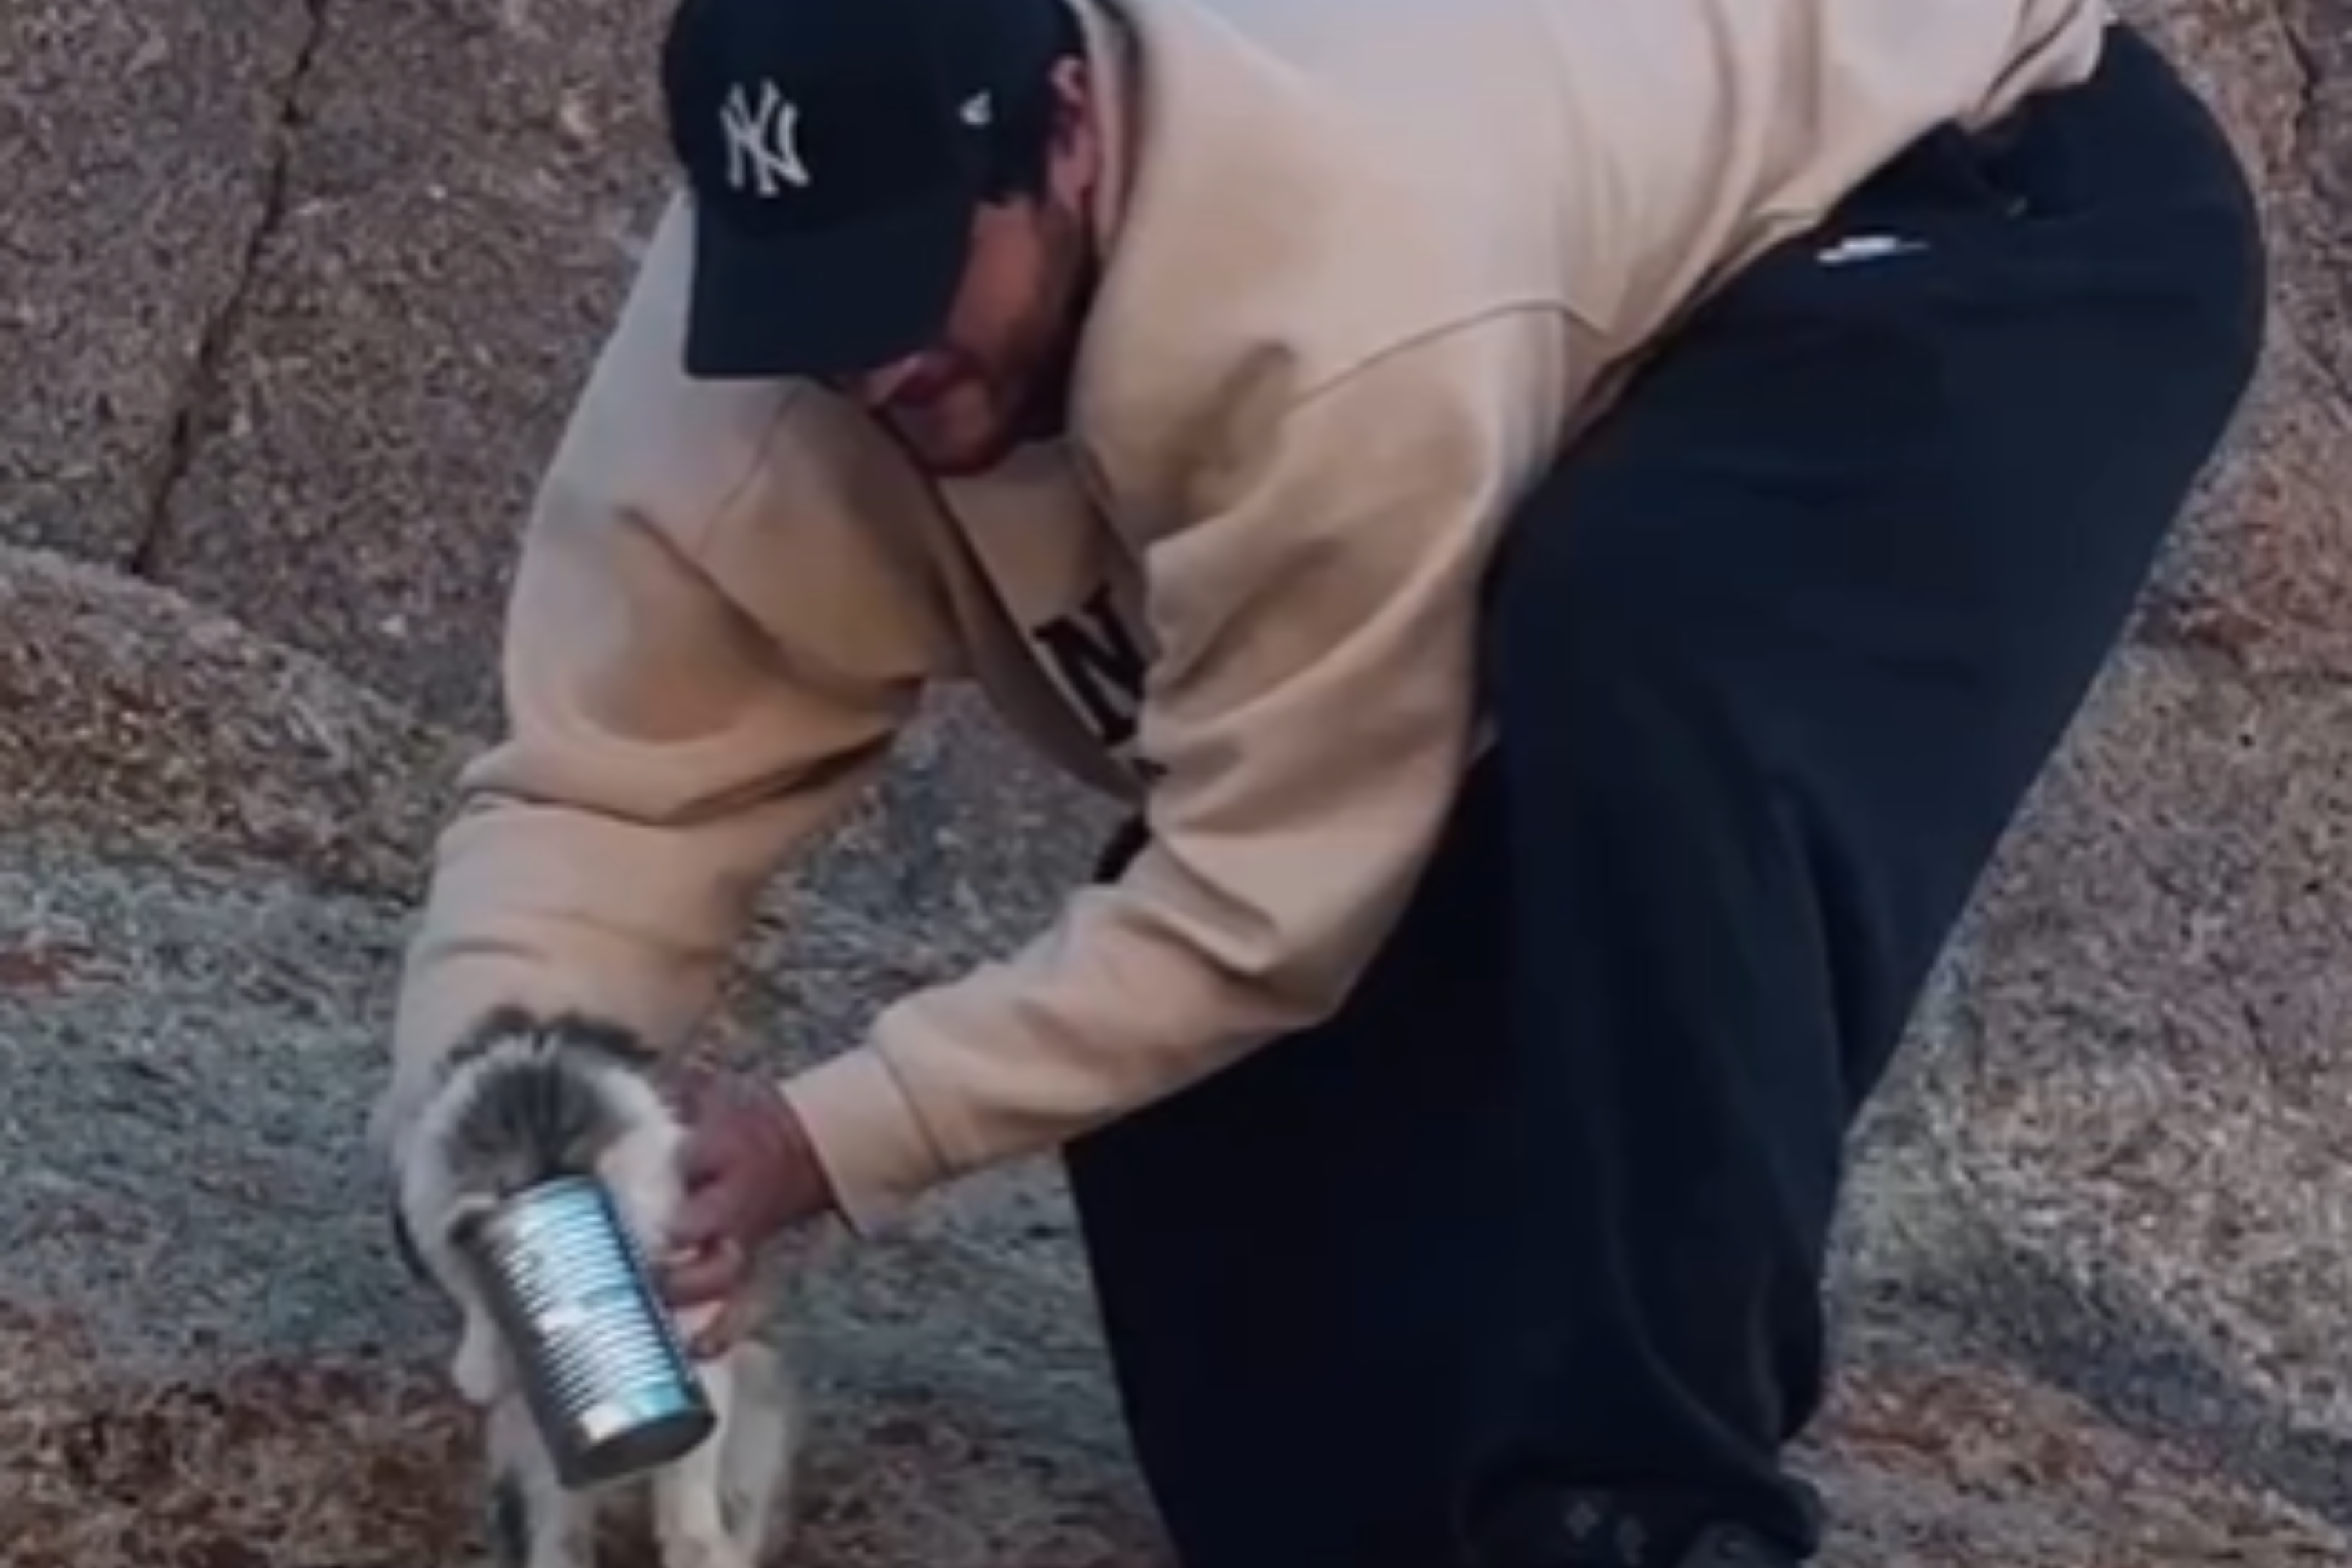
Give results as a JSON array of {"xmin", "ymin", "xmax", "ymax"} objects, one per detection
[{"xmin": 375, "ymin": 0, "xmax": 2267, "ymax": 1558}]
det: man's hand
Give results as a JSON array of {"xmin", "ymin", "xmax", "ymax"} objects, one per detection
[{"xmin": 659, "ymin": 1064, "xmax": 833, "ymax": 1349}]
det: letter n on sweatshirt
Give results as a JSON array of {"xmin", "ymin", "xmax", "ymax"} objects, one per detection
[{"xmin": 1031, "ymin": 581, "xmax": 1152, "ymax": 762}]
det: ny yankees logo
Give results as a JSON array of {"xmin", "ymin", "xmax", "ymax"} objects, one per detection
[{"xmin": 719, "ymin": 79, "xmax": 811, "ymax": 197}]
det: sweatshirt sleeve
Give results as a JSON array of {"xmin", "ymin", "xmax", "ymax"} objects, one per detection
[
  {"xmin": 782, "ymin": 309, "xmax": 1582, "ymax": 1229},
  {"xmin": 376, "ymin": 433, "xmax": 929, "ymax": 1160}
]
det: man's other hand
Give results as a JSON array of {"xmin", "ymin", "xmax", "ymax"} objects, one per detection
[{"xmin": 659, "ymin": 1064, "xmax": 831, "ymax": 1353}]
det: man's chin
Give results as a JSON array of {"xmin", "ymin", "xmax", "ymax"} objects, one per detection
[
  {"xmin": 913, "ymin": 447, "xmax": 1007, "ymax": 479},
  {"xmin": 891, "ymin": 423, "xmax": 1024, "ymax": 479}
]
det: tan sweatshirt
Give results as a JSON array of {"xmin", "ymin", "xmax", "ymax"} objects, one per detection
[{"xmin": 383, "ymin": 0, "xmax": 2112, "ymax": 1227}]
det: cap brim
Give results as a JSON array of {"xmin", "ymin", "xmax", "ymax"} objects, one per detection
[{"xmin": 682, "ymin": 183, "xmax": 975, "ymax": 382}]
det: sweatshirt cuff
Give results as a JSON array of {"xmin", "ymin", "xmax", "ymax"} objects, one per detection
[{"xmin": 777, "ymin": 1045, "xmax": 949, "ymax": 1235}]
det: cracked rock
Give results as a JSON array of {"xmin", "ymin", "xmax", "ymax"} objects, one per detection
[
  {"xmin": 133, "ymin": 0, "xmax": 681, "ymax": 729},
  {"xmin": 0, "ymin": 0, "xmax": 311, "ymax": 562}
]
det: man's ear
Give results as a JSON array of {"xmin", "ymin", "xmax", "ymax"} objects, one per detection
[
  {"xmin": 1046, "ymin": 55, "xmax": 1101, "ymax": 201},
  {"xmin": 1050, "ymin": 53, "xmax": 1091, "ymax": 113}
]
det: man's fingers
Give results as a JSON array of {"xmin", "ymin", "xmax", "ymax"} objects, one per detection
[
  {"xmin": 663, "ymin": 1156, "xmax": 746, "ymax": 1292},
  {"xmin": 668, "ymin": 1171, "xmax": 740, "ymax": 1253},
  {"xmin": 677, "ymin": 1129, "xmax": 730, "ymax": 1187},
  {"xmin": 689, "ymin": 1295, "xmax": 753, "ymax": 1361},
  {"xmin": 659, "ymin": 1238, "xmax": 742, "ymax": 1310}
]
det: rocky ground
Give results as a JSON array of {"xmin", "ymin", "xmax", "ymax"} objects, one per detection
[{"xmin": 5, "ymin": 0, "xmax": 2352, "ymax": 1563}]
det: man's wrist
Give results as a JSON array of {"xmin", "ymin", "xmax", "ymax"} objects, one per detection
[
  {"xmin": 758, "ymin": 1079, "xmax": 838, "ymax": 1229},
  {"xmin": 776, "ymin": 1047, "xmax": 948, "ymax": 1235}
]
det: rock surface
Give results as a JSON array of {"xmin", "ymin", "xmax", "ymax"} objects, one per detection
[
  {"xmin": 2126, "ymin": 0, "xmax": 2352, "ymax": 672},
  {"xmin": 131, "ymin": 0, "xmax": 673, "ymax": 726},
  {"xmin": 5, "ymin": 0, "xmax": 2352, "ymax": 1563},
  {"xmin": 0, "ymin": 540, "xmax": 1150, "ymax": 1567},
  {"xmin": 0, "ymin": 0, "xmax": 310, "ymax": 563},
  {"xmin": 1, "ymin": 543, "xmax": 2347, "ymax": 1566},
  {"xmin": 1916, "ymin": 649, "xmax": 2352, "ymax": 1520}
]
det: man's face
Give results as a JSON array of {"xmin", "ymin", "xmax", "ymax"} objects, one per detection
[{"xmin": 833, "ymin": 60, "xmax": 1102, "ymax": 477}]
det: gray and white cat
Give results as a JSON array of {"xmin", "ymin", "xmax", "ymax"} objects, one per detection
[{"xmin": 388, "ymin": 1006, "xmax": 800, "ymax": 1568}]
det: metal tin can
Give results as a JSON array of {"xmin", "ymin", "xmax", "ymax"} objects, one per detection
[{"xmin": 455, "ymin": 1174, "xmax": 717, "ymax": 1490}]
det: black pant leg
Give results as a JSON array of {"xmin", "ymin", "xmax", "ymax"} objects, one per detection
[
  {"xmin": 1463, "ymin": 26, "xmax": 2264, "ymax": 1560},
  {"xmin": 1068, "ymin": 768, "xmax": 1532, "ymax": 1568},
  {"xmin": 1065, "ymin": 24, "xmax": 2266, "ymax": 1568}
]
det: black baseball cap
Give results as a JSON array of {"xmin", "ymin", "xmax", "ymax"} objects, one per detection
[{"xmin": 660, "ymin": 0, "xmax": 1072, "ymax": 381}]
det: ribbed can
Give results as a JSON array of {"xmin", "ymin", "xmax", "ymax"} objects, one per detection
[{"xmin": 456, "ymin": 1174, "xmax": 717, "ymax": 1490}]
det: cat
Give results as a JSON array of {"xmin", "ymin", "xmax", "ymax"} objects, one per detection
[{"xmin": 388, "ymin": 1006, "xmax": 800, "ymax": 1568}]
